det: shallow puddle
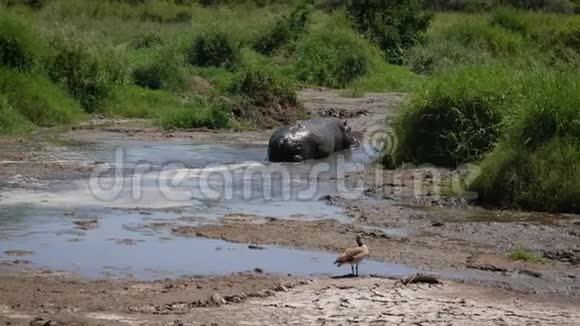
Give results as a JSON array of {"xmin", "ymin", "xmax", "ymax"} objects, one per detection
[{"xmin": 0, "ymin": 205, "xmax": 416, "ymax": 280}]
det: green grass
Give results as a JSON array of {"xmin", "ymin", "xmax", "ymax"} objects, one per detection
[
  {"xmin": 0, "ymin": 68, "xmax": 84, "ymax": 127},
  {"xmin": 0, "ymin": 12, "xmax": 42, "ymax": 70},
  {"xmin": 0, "ymin": 94, "xmax": 33, "ymax": 134},
  {"xmin": 509, "ymin": 247, "xmax": 545, "ymax": 263},
  {"xmin": 384, "ymin": 64, "xmax": 519, "ymax": 168},
  {"xmin": 156, "ymin": 96, "xmax": 232, "ymax": 130},
  {"xmin": 100, "ymin": 85, "xmax": 183, "ymax": 119}
]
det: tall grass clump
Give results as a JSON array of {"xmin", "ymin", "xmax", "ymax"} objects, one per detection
[
  {"xmin": 227, "ymin": 67, "xmax": 302, "ymax": 127},
  {"xmin": 0, "ymin": 13, "xmax": 41, "ymax": 71},
  {"xmin": 383, "ymin": 64, "xmax": 518, "ymax": 168},
  {"xmin": 133, "ymin": 46, "xmax": 187, "ymax": 91},
  {"xmin": 469, "ymin": 70, "xmax": 580, "ymax": 212},
  {"xmin": 46, "ymin": 40, "xmax": 130, "ymax": 112},
  {"xmin": 0, "ymin": 68, "xmax": 84, "ymax": 127},
  {"xmin": 346, "ymin": 0, "xmax": 431, "ymax": 64},
  {"xmin": 252, "ymin": 3, "xmax": 311, "ymax": 55},
  {"xmin": 294, "ymin": 25, "xmax": 371, "ymax": 88},
  {"xmin": 187, "ymin": 31, "xmax": 240, "ymax": 69}
]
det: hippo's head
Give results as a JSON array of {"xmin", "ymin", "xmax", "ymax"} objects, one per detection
[{"xmin": 340, "ymin": 120, "xmax": 358, "ymax": 148}]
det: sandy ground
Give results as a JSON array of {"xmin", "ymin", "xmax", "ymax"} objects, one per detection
[
  {"xmin": 1, "ymin": 89, "xmax": 580, "ymax": 325},
  {"xmin": 1, "ymin": 271, "xmax": 579, "ymax": 326}
]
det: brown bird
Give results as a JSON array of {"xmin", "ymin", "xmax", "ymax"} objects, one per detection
[{"xmin": 334, "ymin": 234, "xmax": 369, "ymax": 276}]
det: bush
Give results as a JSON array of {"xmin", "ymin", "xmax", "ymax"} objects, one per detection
[
  {"xmin": 133, "ymin": 47, "xmax": 187, "ymax": 91},
  {"xmin": 46, "ymin": 41, "xmax": 129, "ymax": 113},
  {"xmin": 0, "ymin": 68, "xmax": 84, "ymax": 127},
  {"xmin": 294, "ymin": 27, "xmax": 370, "ymax": 88},
  {"xmin": 346, "ymin": 0, "xmax": 431, "ymax": 64},
  {"xmin": 253, "ymin": 4, "xmax": 311, "ymax": 55},
  {"xmin": 383, "ymin": 65, "xmax": 517, "ymax": 168},
  {"xmin": 0, "ymin": 13, "xmax": 40, "ymax": 71},
  {"xmin": 0, "ymin": 95, "xmax": 33, "ymax": 134},
  {"xmin": 227, "ymin": 68, "xmax": 302, "ymax": 127},
  {"xmin": 187, "ymin": 32, "xmax": 240, "ymax": 69},
  {"xmin": 156, "ymin": 96, "xmax": 232, "ymax": 130}
]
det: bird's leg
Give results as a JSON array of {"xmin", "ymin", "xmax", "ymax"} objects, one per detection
[
  {"xmin": 355, "ymin": 264, "xmax": 359, "ymax": 277},
  {"xmin": 351, "ymin": 265, "xmax": 355, "ymax": 276}
]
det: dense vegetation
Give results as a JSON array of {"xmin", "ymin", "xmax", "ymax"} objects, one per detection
[
  {"xmin": 0, "ymin": 0, "xmax": 579, "ymax": 213},
  {"xmin": 0, "ymin": 0, "xmax": 432, "ymax": 134},
  {"xmin": 382, "ymin": 8, "xmax": 579, "ymax": 213}
]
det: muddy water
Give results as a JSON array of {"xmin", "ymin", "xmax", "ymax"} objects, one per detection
[
  {"xmin": 0, "ymin": 205, "xmax": 417, "ymax": 279},
  {"xmin": 0, "ymin": 140, "xmax": 392, "ymax": 278}
]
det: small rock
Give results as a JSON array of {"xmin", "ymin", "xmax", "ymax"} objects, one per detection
[
  {"xmin": 431, "ymin": 221, "xmax": 444, "ymax": 227},
  {"xmin": 274, "ymin": 284, "xmax": 288, "ymax": 292},
  {"xmin": 210, "ymin": 294, "xmax": 226, "ymax": 307},
  {"xmin": 518, "ymin": 269, "xmax": 542, "ymax": 278},
  {"xmin": 73, "ymin": 219, "xmax": 99, "ymax": 231},
  {"xmin": 248, "ymin": 245, "xmax": 265, "ymax": 250},
  {"xmin": 466, "ymin": 264, "xmax": 508, "ymax": 273},
  {"xmin": 4, "ymin": 250, "xmax": 34, "ymax": 256},
  {"xmin": 253, "ymin": 267, "xmax": 263, "ymax": 274}
]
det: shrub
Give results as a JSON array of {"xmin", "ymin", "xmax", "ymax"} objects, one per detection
[
  {"xmin": 46, "ymin": 41, "xmax": 129, "ymax": 113},
  {"xmin": 0, "ymin": 95, "xmax": 33, "ymax": 134},
  {"xmin": 227, "ymin": 68, "xmax": 302, "ymax": 127},
  {"xmin": 253, "ymin": 4, "xmax": 311, "ymax": 55},
  {"xmin": 346, "ymin": 0, "xmax": 431, "ymax": 64},
  {"xmin": 383, "ymin": 65, "xmax": 517, "ymax": 168},
  {"xmin": 187, "ymin": 32, "xmax": 240, "ymax": 69},
  {"xmin": 156, "ymin": 96, "xmax": 232, "ymax": 130},
  {"xmin": 0, "ymin": 13, "xmax": 40, "ymax": 71},
  {"xmin": 0, "ymin": 68, "xmax": 83, "ymax": 127},
  {"xmin": 294, "ymin": 28, "xmax": 370, "ymax": 88},
  {"xmin": 133, "ymin": 47, "xmax": 187, "ymax": 91}
]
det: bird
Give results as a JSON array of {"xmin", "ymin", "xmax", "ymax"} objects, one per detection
[{"xmin": 334, "ymin": 234, "xmax": 369, "ymax": 277}]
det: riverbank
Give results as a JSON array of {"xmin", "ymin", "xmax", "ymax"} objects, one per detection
[{"xmin": 0, "ymin": 89, "xmax": 579, "ymax": 325}]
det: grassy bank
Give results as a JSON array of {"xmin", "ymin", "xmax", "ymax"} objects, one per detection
[{"xmin": 385, "ymin": 8, "xmax": 580, "ymax": 213}]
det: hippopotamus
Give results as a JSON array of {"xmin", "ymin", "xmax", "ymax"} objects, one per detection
[{"xmin": 267, "ymin": 118, "xmax": 358, "ymax": 162}]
